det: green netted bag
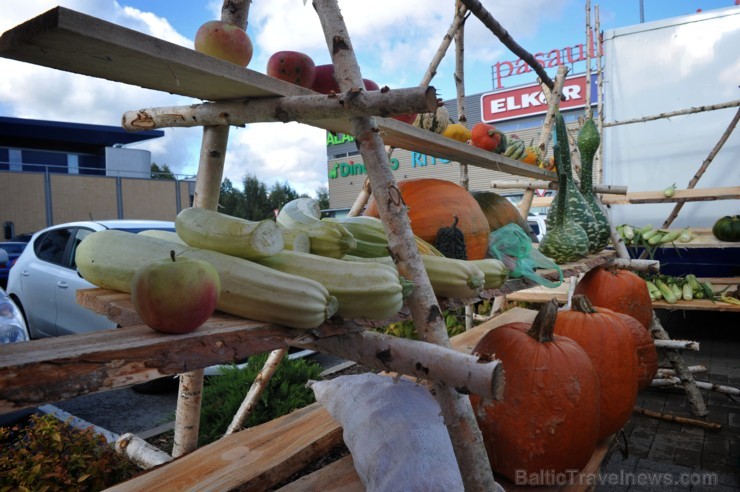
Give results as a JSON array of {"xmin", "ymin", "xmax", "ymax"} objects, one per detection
[{"xmin": 487, "ymin": 223, "xmax": 563, "ymax": 288}]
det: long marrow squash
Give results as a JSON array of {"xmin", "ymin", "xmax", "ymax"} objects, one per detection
[
  {"xmin": 255, "ymin": 250, "xmax": 411, "ymax": 320},
  {"xmin": 76, "ymin": 230, "xmax": 338, "ymax": 329},
  {"xmin": 175, "ymin": 207, "xmax": 284, "ymax": 259},
  {"xmin": 345, "ymin": 254, "xmax": 486, "ymax": 299},
  {"xmin": 276, "ymin": 198, "xmax": 356, "ymax": 259},
  {"xmin": 326, "ymin": 215, "xmax": 445, "ymax": 257}
]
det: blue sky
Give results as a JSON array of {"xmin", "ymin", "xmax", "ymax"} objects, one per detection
[{"xmin": 0, "ymin": 0, "xmax": 736, "ymax": 196}]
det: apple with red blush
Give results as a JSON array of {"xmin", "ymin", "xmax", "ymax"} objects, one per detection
[
  {"xmin": 131, "ymin": 251, "xmax": 220, "ymax": 334},
  {"xmin": 194, "ymin": 20, "xmax": 253, "ymax": 67},
  {"xmin": 266, "ymin": 51, "xmax": 317, "ymax": 88},
  {"xmin": 310, "ymin": 64, "xmax": 379, "ymax": 93}
]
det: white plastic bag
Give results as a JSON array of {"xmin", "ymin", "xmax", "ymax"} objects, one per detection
[{"xmin": 309, "ymin": 373, "xmax": 464, "ymax": 492}]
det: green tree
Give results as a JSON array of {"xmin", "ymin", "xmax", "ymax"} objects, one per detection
[
  {"xmin": 315, "ymin": 186, "xmax": 330, "ymax": 210},
  {"xmin": 268, "ymin": 181, "xmax": 302, "ymax": 214},
  {"xmin": 242, "ymin": 174, "xmax": 272, "ymax": 221},
  {"xmin": 218, "ymin": 178, "xmax": 246, "ymax": 218},
  {"xmin": 151, "ymin": 162, "xmax": 175, "ymax": 180}
]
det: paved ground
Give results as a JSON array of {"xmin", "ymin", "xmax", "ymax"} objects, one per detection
[{"xmin": 598, "ymin": 309, "xmax": 739, "ymax": 491}]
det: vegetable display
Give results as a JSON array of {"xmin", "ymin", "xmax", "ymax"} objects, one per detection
[
  {"xmin": 441, "ymin": 123, "xmax": 472, "ymax": 143},
  {"xmin": 470, "ymin": 122, "xmax": 507, "ymax": 154},
  {"xmin": 434, "ymin": 216, "xmax": 467, "ymax": 260},
  {"xmin": 544, "ymin": 113, "xmax": 600, "ymax": 255},
  {"xmin": 538, "ymin": 113, "xmax": 590, "ymax": 264},
  {"xmin": 75, "ymin": 230, "xmax": 339, "ymax": 329},
  {"xmin": 412, "ymin": 106, "xmax": 450, "ymax": 134},
  {"xmin": 470, "ymin": 300, "xmax": 600, "ymax": 484},
  {"xmin": 576, "ymin": 118, "xmax": 611, "ymax": 252},
  {"xmin": 711, "ymin": 215, "xmax": 740, "ymax": 242},
  {"xmin": 553, "ymin": 295, "xmax": 639, "ymax": 442},
  {"xmin": 641, "ymin": 273, "xmax": 717, "ymax": 303},
  {"xmin": 276, "ymin": 197, "xmax": 356, "ymax": 259},
  {"xmin": 364, "ymin": 178, "xmax": 491, "ymax": 260}
]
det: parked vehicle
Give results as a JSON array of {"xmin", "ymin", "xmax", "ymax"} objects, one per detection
[
  {"xmin": 6, "ymin": 220, "xmax": 176, "ymax": 340},
  {"xmin": 1, "ymin": 286, "xmax": 33, "ymax": 426},
  {"xmin": 527, "ymin": 214, "xmax": 547, "ymax": 242},
  {"xmin": 0, "ymin": 241, "xmax": 27, "ymax": 289}
]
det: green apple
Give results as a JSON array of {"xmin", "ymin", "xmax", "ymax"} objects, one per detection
[
  {"xmin": 131, "ymin": 251, "xmax": 220, "ymax": 334},
  {"xmin": 194, "ymin": 20, "xmax": 253, "ymax": 67}
]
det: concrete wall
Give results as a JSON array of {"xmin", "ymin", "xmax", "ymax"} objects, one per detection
[{"xmin": 0, "ymin": 170, "xmax": 192, "ymax": 237}]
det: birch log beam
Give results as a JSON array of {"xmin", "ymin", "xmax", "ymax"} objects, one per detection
[
  {"xmin": 172, "ymin": 0, "xmax": 252, "ymax": 458},
  {"xmin": 116, "ymin": 433, "xmax": 174, "ymax": 470},
  {"xmin": 602, "ymin": 99, "xmax": 740, "ymax": 127},
  {"xmin": 653, "ymin": 339, "xmax": 700, "ymax": 351},
  {"xmin": 294, "ymin": 330, "xmax": 504, "ymax": 400},
  {"xmin": 492, "ymin": 180, "xmax": 627, "ymax": 195},
  {"xmin": 312, "ymin": 1, "xmax": 500, "ymax": 489},
  {"xmin": 122, "ymin": 87, "xmax": 438, "ymax": 130}
]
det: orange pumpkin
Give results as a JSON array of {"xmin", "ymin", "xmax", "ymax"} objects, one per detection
[
  {"xmin": 470, "ymin": 300, "xmax": 600, "ymax": 484},
  {"xmin": 470, "ymin": 123, "xmax": 507, "ymax": 153},
  {"xmin": 554, "ymin": 295, "xmax": 639, "ymax": 442},
  {"xmin": 616, "ymin": 311, "xmax": 659, "ymax": 391},
  {"xmin": 574, "ymin": 267, "xmax": 654, "ymax": 329},
  {"xmin": 364, "ymin": 178, "xmax": 491, "ymax": 260}
]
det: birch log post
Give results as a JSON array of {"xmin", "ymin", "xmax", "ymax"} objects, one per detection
[
  {"xmin": 595, "ymin": 5, "xmax": 604, "ymax": 184},
  {"xmin": 418, "ymin": 4, "xmax": 468, "ymax": 89},
  {"xmin": 585, "ymin": 0, "xmax": 592, "ymax": 120},
  {"xmin": 116, "ymin": 433, "xmax": 174, "ymax": 470},
  {"xmin": 649, "ymin": 313, "xmax": 708, "ymax": 416},
  {"xmin": 172, "ymin": 0, "xmax": 251, "ymax": 458},
  {"xmin": 312, "ymin": 1, "xmax": 500, "ymax": 489},
  {"xmin": 518, "ymin": 66, "xmax": 568, "ymax": 219},
  {"xmin": 225, "ymin": 348, "xmax": 287, "ymax": 435},
  {"xmin": 454, "ymin": 0, "xmax": 469, "ymax": 192}
]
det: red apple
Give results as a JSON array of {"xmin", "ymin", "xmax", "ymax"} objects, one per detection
[
  {"xmin": 266, "ymin": 51, "xmax": 317, "ymax": 88},
  {"xmin": 131, "ymin": 251, "xmax": 220, "ymax": 334},
  {"xmin": 310, "ymin": 64, "xmax": 379, "ymax": 93},
  {"xmin": 194, "ymin": 20, "xmax": 253, "ymax": 67}
]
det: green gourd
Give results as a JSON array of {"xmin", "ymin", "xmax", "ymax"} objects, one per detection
[
  {"xmin": 576, "ymin": 119, "xmax": 611, "ymax": 252},
  {"xmin": 545, "ymin": 115, "xmax": 600, "ymax": 254},
  {"xmin": 539, "ymin": 112, "xmax": 590, "ymax": 264}
]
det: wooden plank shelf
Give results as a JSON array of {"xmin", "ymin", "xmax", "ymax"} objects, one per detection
[
  {"xmin": 505, "ymin": 278, "xmax": 740, "ymax": 313},
  {"xmin": 532, "ymin": 186, "xmax": 740, "ymax": 208},
  {"xmin": 0, "ymin": 6, "xmax": 557, "ymax": 181},
  {"xmin": 105, "ymin": 308, "xmax": 612, "ymax": 492}
]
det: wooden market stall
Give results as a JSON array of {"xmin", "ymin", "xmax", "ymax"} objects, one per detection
[{"xmin": 0, "ymin": 1, "xmax": 723, "ymax": 490}]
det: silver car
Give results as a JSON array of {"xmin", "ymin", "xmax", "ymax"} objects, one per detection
[{"xmin": 6, "ymin": 220, "xmax": 175, "ymax": 339}]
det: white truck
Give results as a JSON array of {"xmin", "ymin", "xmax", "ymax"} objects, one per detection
[{"xmin": 601, "ymin": 6, "xmax": 739, "ymax": 229}]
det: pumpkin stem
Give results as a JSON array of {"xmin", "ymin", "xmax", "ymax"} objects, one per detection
[
  {"xmin": 526, "ymin": 298, "xmax": 559, "ymax": 342},
  {"xmin": 571, "ymin": 294, "xmax": 598, "ymax": 313}
]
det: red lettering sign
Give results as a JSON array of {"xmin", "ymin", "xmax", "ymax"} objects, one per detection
[{"xmin": 480, "ymin": 75, "xmax": 595, "ymax": 123}]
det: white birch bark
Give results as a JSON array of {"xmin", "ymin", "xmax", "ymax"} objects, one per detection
[
  {"xmin": 312, "ymin": 1, "xmax": 500, "ymax": 489},
  {"xmin": 116, "ymin": 433, "xmax": 173, "ymax": 469},
  {"xmin": 122, "ymin": 87, "xmax": 437, "ymax": 130}
]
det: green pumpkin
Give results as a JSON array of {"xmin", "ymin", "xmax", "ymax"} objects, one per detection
[
  {"xmin": 712, "ymin": 215, "xmax": 740, "ymax": 242},
  {"xmin": 576, "ymin": 119, "xmax": 611, "ymax": 252}
]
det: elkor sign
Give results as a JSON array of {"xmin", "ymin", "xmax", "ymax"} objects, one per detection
[{"xmin": 480, "ymin": 75, "xmax": 596, "ymax": 123}]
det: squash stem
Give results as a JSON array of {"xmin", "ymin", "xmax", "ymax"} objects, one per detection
[
  {"xmin": 526, "ymin": 298, "xmax": 559, "ymax": 342},
  {"xmin": 571, "ymin": 294, "xmax": 598, "ymax": 314}
]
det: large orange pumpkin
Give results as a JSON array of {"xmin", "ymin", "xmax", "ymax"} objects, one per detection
[
  {"xmin": 574, "ymin": 267, "xmax": 654, "ymax": 329},
  {"xmin": 617, "ymin": 311, "xmax": 659, "ymax": 391},
  {"xmin": 470, "ymin": 300, "xmax": 601, "ymax": 485},
  {"xmin": 554, "ymin": 295, "xmax": 639, "ymax": 442},
  {"xmin": 364, "ymin": 178, "xmax": 491, "ymax": 260}
]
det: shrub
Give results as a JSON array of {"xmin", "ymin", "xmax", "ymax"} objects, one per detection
[
  {"xmin": 198, "ymin": 353, "xmax": 323, "ymax": 446},
  {"xmin": 0, "ymin": 413, "xmax": 139, "ymax": 491}
]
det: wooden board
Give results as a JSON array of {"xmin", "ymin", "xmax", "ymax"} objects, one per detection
[
  {"xmin": 532, "ymin": 186, "xmax": 740, "ymax": 208},
  {"xmin": 108, "ymin": 402, "xmax": 344, "ymax": 492},
  {"xmin": 0, "ymin": 6, "xmax": 557, "ymax": 182},
  {"xmin": 505, "ymin": 278, "xmax": 740, "ymax": 313}
]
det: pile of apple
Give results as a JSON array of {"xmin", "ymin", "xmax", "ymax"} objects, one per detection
[{"xmin": 193, "ymin": 18, "xmax": 417, "ymax": 124}]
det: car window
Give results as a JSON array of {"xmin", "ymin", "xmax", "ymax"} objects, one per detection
[
  {"xmin": 34, "ymin": 229, "xmax": 74, "ymax": 266},
  {"xmin": 69, "ymin": 228, "xmax": 95, "ymax": 269},
  {"xmin": 528, "ymin": 221, "xmax": 540, "ymax": 235}
]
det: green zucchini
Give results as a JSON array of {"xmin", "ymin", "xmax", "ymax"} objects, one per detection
[{"xmin": 276, "ymin": 198, "xmax": 356, "ymax": 259}]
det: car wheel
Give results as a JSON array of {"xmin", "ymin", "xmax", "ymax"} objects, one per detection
[{"xmin": 132, "ymin": 376, "xmax": 180, "ymax": 394}]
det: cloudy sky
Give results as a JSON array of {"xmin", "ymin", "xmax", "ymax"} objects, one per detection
[{"xmin": 0, "ymin": 0, "xmax": 734, "ymax": 196}]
